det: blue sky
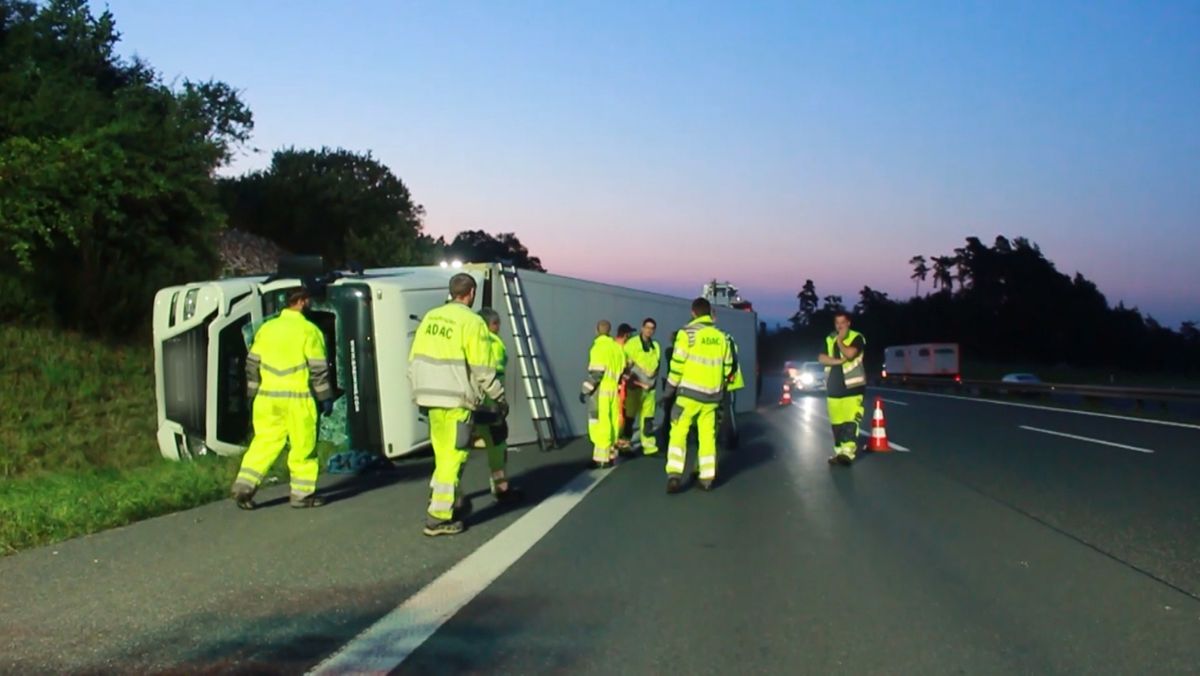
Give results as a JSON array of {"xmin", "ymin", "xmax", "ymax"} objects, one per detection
[{"xmin": 94, "ymin": 0, "xmax": 1200, "ymax": 327}]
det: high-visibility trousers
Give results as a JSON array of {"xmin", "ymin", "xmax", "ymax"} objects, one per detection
[
  {"xmin": 666, "ymin": 397, "xmax": 718, "ymax": 481},
  {"xmin": 827, "ymin": 394, "xmax": 864, "ymax": 459},
  {"xmin": 234, "ymin": 396, "xmax": 319, "ymax": 501},
  {"xmin": 621, "ymin": 386, "xmax": 659, "ymax": 454},
  {"xmin": 473, "ymin": 420, "xmax": 510, "ymax": 493},
  {"xmin": 588, "ymin": 392, "xmax": 621, "ymax": 463},
  {"xmin": 428, "ymin": 407, "xmax": 473, "ymax": 521}
]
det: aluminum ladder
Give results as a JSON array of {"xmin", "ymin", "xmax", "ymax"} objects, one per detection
[{"xmin": 497, "ymin": 263, "xmax": 558, "ymax": 450}]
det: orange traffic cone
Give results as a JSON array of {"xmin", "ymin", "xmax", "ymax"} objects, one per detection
[
  {"xmin": 779, "ymin": 382, "xmax": 792, "ymax": 406},
  {"xmin": 869, "ymin": 397, "xmax": 891, "ymax": 452}
]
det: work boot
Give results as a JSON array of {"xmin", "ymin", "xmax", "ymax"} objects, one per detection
[
  {"xmin": 290, "ymin": 495, "xmax": 325, "ymax": 508},
  {"xmin": 835, "ymin": 453, "xmax": 853, "ymax": 466},
  {"xmin": 232, "ymin": 487, "xmax": 256, "ymax": 511},
  {"xmin": 494, "ymin": 486, "xmax": 524, "ymax": 503},
  {"xmin": 423, "ymin": 519, "xmax": 465, "ymax": 537},
  {"xmin": 666, "ymin": 476, "xmax": 682, "ymax": 494},
  {"xmin": 698, "ymin": 479, "xmax": 714, "ymax": 491}
]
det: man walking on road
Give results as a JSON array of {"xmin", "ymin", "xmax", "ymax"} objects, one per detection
[
  {"xmin": 620, "ymin": 317, "xmax": 662, "ymax": 456},
  {"xmin": 475, "ymin": 308, "xmax": 523, "ymax": 502},
  {"xmin": 232, "ymin": 287, "xmax": 334, "ymax": 510},
  {"xmin": 664, "ymin": 298, "xmax": 733, "ymax": 493},
  {"xmin": 408, "ymin": 273, "xmax": 506, "ymax": 536},
  {"xmin": 583, "ymin": 320, "xmax": 626, "ymax": 468},
  {"xmin": 613, "ymin": 323, "xmax": 635, "ymax": 455},
  {"xmin": 819, "ymin": 311, "xmax": 867, "ymax": 465}
]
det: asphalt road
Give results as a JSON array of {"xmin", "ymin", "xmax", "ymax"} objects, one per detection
[{"xmin": 2, "ymin": 386, "xmax": 1199, "ymax": 674}]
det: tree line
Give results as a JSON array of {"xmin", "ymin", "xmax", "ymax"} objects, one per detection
[
  {"xmin": 1, "ymin": 0, "xmax": 542, "ymax": 339},
  {"xmin": 761, "ymin": 236, "xmax": 1200, "ymax": 375}
]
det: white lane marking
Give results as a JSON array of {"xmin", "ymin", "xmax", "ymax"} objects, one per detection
[
  {"xmin": 1018, "ymin": 425, "xmax": 1155, "ymax": 454},
  {"xmin": 309, "ymin": 467, "xmax": 617, "ymax": 675},
  {"xmin": 856, "ymin": 428, "xmax": 910, "ymax": 452},
  {"xmin": 878, "ymin": 398, "xmax": 909, "ymax": 406},
  {"xmin": 873, "ymin": 387, "xmax": 1200, "ymax": 431}
]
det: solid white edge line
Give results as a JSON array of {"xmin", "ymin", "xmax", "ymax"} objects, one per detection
[
  {"xmin": 1018, "ymin": 425, "xmax": 1155, "ymax": 454},
  {"xmin": 879, "ymin": 398, "xmax": 910, "ymax": 406},
  {"xmin": 308, "ymin": 466, "xmax": 616, "ymax": 675},
  {"xmin": 873, "ymin": 387, "xmax": 1200, "ymax": 430}
]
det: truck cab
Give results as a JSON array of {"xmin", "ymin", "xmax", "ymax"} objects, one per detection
[{"xmin": 152, "ymin": 260, "xmax": 481, "ymax": 461}]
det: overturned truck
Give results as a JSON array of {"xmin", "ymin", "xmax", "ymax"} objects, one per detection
[{"xmin": 151, "ymin": 260, "xmax": 760, "ymax": 462}]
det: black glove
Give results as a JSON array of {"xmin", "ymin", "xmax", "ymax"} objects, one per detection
[{"xmin": 319, "ymin": 399, "xmax": 335, "ymax": 416}]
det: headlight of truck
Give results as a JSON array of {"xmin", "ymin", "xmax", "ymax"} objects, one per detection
[
  {"xmin": 183, "ymin": 288, "xmax": 199, "ymax": 320},
  {"xmin": 800, "ymin": 373, "xmax": 814, "ymax": 385}
]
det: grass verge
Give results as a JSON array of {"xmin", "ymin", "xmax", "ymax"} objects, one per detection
[
  {"xmin": 0, "ymin": 457, "xmax": 237, "ymax": 554},
  {"xmin": 0, "ymin": 325, "xmax": 246, "ymax": 555}
]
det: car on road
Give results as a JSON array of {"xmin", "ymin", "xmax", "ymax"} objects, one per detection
[
  {"xmin": 1000, "ymin": 372, "xmax": 1041, "ymax": 384},
  {"xmin": 784, "ymin": 360, "xmax": 826, "ymax": 392},
  {"xmin": 999, "ymin": 372, "xmax": 1043, "ymax": 396}
]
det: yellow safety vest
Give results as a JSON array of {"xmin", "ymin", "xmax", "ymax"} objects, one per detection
[
  {"xmin": 408, "ymin": 301, "xmax": 502, "ymax": 410},
  {"xmin": 624, "ymin": 336, "xmax": 661, "ymax": 389},
  {"xmin": 825, "ymin": 329, "xmax": 866, "ymax": 390},
  {"xmin": 588, "ymin": 335, "xmax": 626, "ymax": 397},
  {"xmin": 246, "ymin": 309, "xmax": 332, "ymax": 401},
  {"xmin": 726, "ymin": 333, "xmax": 745, "ymax": 392},
  {"xmin": 667, "ymin": 316, "xmax": 733, "ymax": 403},
  {"xmin": 489, "ymin": 332, "xmax": 507, "ymax": 380}
]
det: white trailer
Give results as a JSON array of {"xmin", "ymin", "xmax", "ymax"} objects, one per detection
[
  {"xmin": 152, "ymin": 262, "xmax": 759, "ymax": 461},
  {"xmin": 881, "ymin": 343, "xmax": 961, "ymax": 381}
]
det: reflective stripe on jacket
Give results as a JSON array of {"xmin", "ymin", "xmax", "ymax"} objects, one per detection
[
  {"xmin": 667, "ymin": 316, "xmax": 733, "ymax": 403},
  {"xmin": 246, "ymin": 309, "xmax": 332, "ymax": 402},
  {"xmin": 408, "ymin": 301, "xmax": 502, "ymax": 410}
]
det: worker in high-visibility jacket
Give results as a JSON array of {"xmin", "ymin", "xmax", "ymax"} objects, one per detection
[
  {"xmin": 612, "ymin": 323, "xmax": 635, "ymax": 455},
  {"xmin": 716, "ymin": 330, "xmax": 744, "ymax": 451},
  {"xmin": 474, "ymin": 308, "xmax": 522, "ymax": 501},
  {"xmin": 656, "ymin": 327, "xmax": 684, "ymax": 453},
  {"xmin": 664, "ymin": 298, "xmax": 733, "ymax": 493},
  {"xmin": 620, "ymin": 317, "xmax": 662, "ymax": 455},
  {"xmin": 232, "ymin": 287, "xmax": 334, "ymax": 510},
  {"xmin": 582, "ymin": 320, "xmax": 627, "ymax": 468},
  {"xmin": 408, "ymin": 273, "xmax": 507, "ymax": 536},
  {"xmin": 818, "ymin": 310, "xmax": 867, "ymax": 465}
]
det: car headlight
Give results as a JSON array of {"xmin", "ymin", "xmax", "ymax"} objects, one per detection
[{"xmin": 800, "ymin": 373, "xmax": 814, "ymax": 385}]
